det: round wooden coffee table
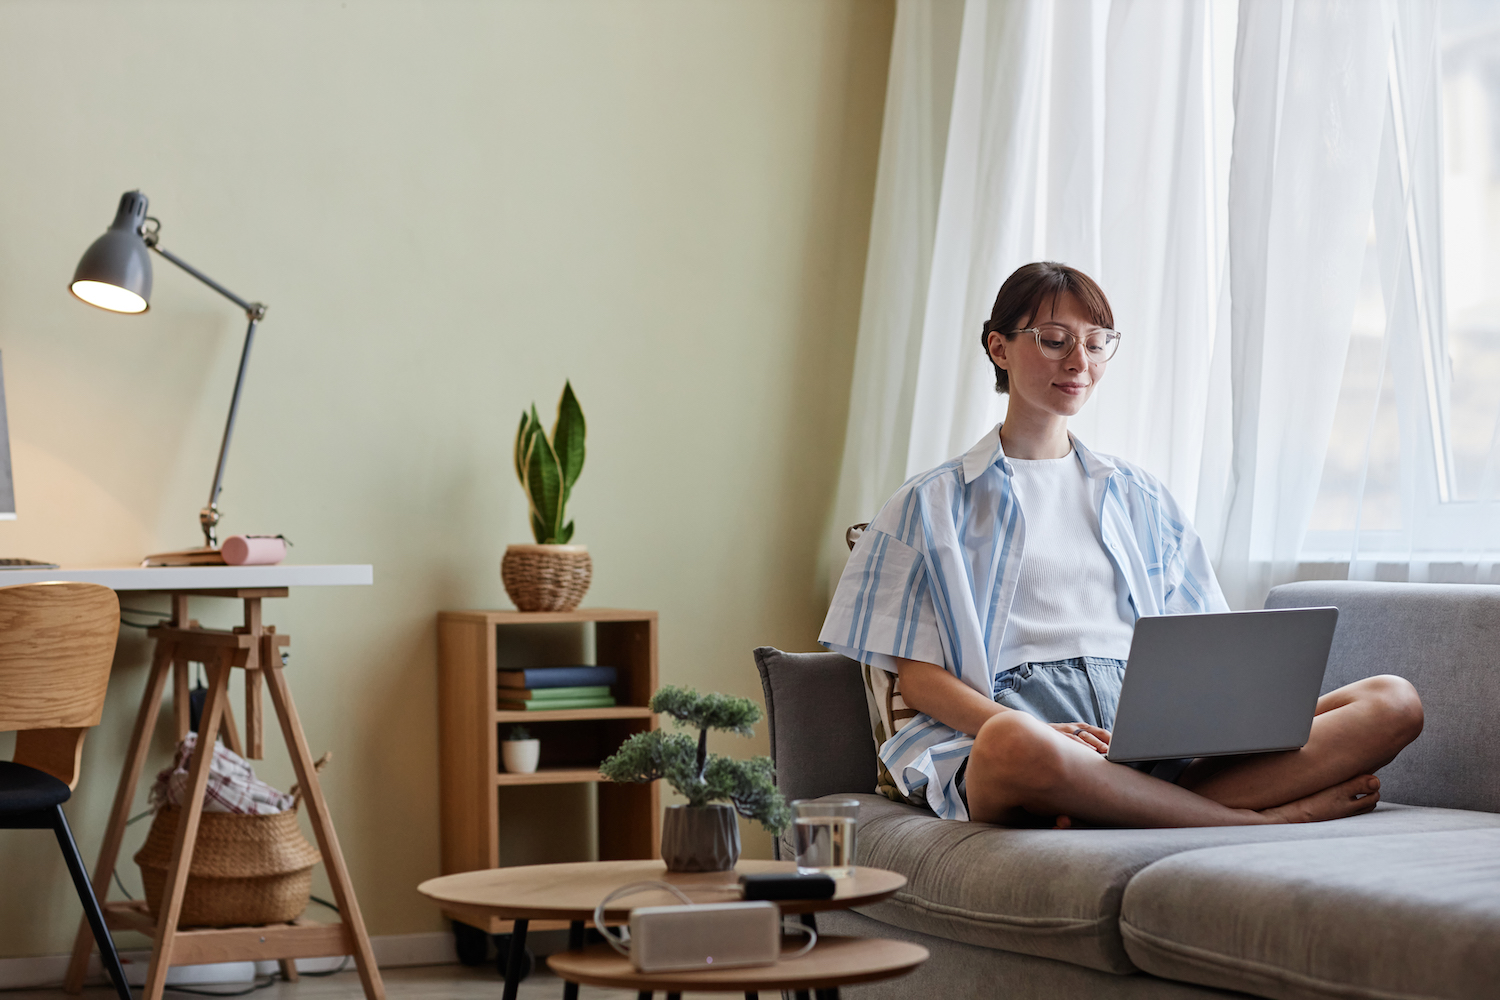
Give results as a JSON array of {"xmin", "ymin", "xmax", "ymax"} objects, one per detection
[
  {"xmin": 548, "ymin": 936, "xmax": 927, "ymax": 1000},
  {"xmin": 418, "ymin": 860, "xmax": 909, "ymax": 1000}
]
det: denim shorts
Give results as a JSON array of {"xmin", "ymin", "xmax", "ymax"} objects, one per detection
[{"xmin": 956, "ymin": 656, "xmax": 1193, "ymax": 811}]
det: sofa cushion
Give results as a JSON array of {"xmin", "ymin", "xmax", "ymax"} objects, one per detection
[
  {"xmin": 1120, "ymin": 829, "xmax": 1500, "ymax": 1000},
  {"xmin": 838, "ymin": 794, "xmax": 1500, "ymax": 975},
  {"xmin": 1266, "ymin": 581, "xmax": 1500, "ymax": 813},
  {"xmin": 752, "ymin": 647, "xmax": 878, "ymax": 805}
]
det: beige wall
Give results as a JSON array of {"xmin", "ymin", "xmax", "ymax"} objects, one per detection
[{"xmin": 0, "ymin": 0, "xmax": 892, "ymax": 958}]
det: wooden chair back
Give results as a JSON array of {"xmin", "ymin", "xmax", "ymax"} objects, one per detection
[{"xmin": 0, "ymin": 581, "xmax": 120, "ymax": 789}]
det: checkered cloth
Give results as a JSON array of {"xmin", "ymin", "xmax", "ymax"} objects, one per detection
[{"xmin": 149, "ymin": 732, "xmax": 294, "ymax": 816}]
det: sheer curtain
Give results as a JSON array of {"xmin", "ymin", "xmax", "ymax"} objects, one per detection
[
  {"xmin": 1196, "ymin": 0, "xmax": 1397, "ymax": 608},
  {"xmin": 826, "ymin": 0, "xmax": 1235, "ymax": 587},
  {"xmin": 828, "ymin": 0, "xmax": 1446, "ymax": 609}
]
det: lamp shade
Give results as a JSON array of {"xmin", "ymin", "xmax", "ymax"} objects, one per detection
[{"xmin": 70, "ymin": 190, "xmax": 153, "ymax": 314}]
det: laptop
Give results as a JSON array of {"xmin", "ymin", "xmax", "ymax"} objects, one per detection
[{"xmin": 1105, "ymin": 607, "xmax": 1339, "ymax": 763}]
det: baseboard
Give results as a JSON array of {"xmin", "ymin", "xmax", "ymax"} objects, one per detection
[{"xmin": 0, "ymin": 931, "xmax": 459, "ymax": 990}]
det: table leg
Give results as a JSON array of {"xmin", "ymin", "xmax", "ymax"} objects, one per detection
[
  {"xmin": 172, "ymin": 658, "xmax": 191, "ymax": 739},
  {"xmin": 562, "ymin": 921, "xmax": 584, "ymax": 1000},
  {"xmin": 142, "ymin": 654, "xmax": 232, "ymax": 1000},
  {"xmin": 636, "ymin": 993, "xmax": 652, "ymax": 1000},
  {"xmin": 745, "ymin": 993, "xmax": 759, "ymax": 1000},
  {"xmin": 666, "ymin": 993, "xmax": 681, "ymax": 1000},
  {"xmin": 502, "ymin": 919, "xmax": 529, "ymax": 1000},
  {"xmin": 263, "ymin": 656, "xmax": 384, "ymax": 1000}
]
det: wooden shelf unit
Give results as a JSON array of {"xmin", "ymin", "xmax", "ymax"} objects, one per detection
[{"xmin": 437, "ymin": 608, "xmax": 660, "ymax": 933}]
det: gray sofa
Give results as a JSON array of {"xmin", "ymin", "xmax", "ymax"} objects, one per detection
[{"xmin": 755, "ymin": 581, "xmax": 1500, "ymax": 1000}]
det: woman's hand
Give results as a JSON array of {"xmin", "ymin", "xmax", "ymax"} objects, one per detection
[{"xmin": 1050, "ymin": 722, "xmax": 1110, "ymax": 754}]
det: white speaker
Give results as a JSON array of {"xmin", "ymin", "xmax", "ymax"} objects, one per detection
[{"xmin": 628, "ymin": 901, "xmax": 781, "ymax": 972}]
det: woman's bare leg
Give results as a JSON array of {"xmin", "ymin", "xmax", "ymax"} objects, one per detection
[
  {"xmin": 965, "ymin": 706, "xmax": 1385, "ymax": 828},
  {"xmin": 1178, "ymin": 674, "xmax": 1423, "ymax": 809}
]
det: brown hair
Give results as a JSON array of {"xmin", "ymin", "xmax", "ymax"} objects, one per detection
[{"xmin": 981, "ymin": 262, "xmax": 1114, "ymax": 393}]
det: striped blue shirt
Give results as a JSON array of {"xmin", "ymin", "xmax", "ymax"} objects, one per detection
[{"xmin": 820, "ymin": 424, "xmax": 1228, "ymax": 820}]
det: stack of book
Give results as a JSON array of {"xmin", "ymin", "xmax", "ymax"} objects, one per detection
[{"xmin": 497, "ymin": 665, "xmax": 618, "ymax": 711}]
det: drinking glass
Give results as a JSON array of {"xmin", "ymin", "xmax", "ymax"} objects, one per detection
[{"xmin": 791, "ymin": 798, "xmax": 859, "ymax": 877}]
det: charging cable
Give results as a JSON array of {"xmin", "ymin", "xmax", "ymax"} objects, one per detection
[{"xmin": 592, "ymin": 880, "xmax": 817, "ymax": 960}]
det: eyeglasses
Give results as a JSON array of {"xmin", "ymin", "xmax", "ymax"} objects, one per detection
[{"xmin": 1017, "ymin": 323, "xmax": 1122, "ymax": 363}]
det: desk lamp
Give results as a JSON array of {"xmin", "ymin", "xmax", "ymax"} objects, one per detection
[{"xmin": 70, "ymin": 191, "xmax": 267, "ymax": 564}]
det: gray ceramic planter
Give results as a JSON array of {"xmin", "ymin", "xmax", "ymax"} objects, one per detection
[{"xmin": 660, "ymin": 804, "xmax": 740, "ymax": 872}]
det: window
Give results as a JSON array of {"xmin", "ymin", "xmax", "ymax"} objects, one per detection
[{"xmin": 1305, "ymin": 1, "xmax": 1500, "ymax": 570}]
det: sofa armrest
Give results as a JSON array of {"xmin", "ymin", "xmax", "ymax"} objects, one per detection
[{"xmin": 1267, "ymin": 580, "xmax": 1500, "ymax": 812}]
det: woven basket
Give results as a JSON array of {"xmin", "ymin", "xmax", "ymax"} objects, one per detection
[
  {"xmin": 502, "ymin": 544, "xmax": 592, "ymax": 612},
  {"xmin": 134, "ymin": 807, "xmax": 320, "ymax": 928}
]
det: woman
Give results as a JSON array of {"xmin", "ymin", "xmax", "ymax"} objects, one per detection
[{"xmin": 821, "ymin": 262, "xmax": 1423, "ymax": 827}]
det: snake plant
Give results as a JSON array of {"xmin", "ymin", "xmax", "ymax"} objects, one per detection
[{"xmin": 514, "ymin": 381, "xmax": 586, "ymax": 544}]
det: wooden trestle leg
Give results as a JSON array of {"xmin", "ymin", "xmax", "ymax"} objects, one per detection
[
  {"xmin": 263, "ymin": 645, "xmax": 385, "ymax": 999},
  {"xmin": 141, "ymin": 650, "xmax": 236, "ymax": 1000},
  {"xmin": 63, "ymin": 592, "xmax": 384, "ymax": 1000}
]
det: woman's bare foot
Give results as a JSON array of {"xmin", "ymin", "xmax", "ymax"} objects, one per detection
[{"xmin": 1259, "ymin": 775, "xmax": 1380, "ymax": 824}]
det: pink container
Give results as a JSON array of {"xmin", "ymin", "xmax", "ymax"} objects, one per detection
[{"xmin": 221, "ymin": 535, "xmax": 287, "ymax": 566}]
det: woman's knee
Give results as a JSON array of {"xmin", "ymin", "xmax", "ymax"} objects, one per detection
[
  {"xmin": 1357, "ymin": 674, "xmax": 1424, "ymax": 746},
  {"xmin": 971, "ymin": 712, "xmax": 1068, "ymax": 793}
]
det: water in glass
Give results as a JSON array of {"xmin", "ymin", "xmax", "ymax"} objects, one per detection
[{"xmin": 793, "ymin": 815, "xmax": 856, "ymax": 877}]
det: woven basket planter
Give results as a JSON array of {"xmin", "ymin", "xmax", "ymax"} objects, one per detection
[
  {"xmin": 502, "ymin": 544, "xmax": 592, "ymax": 612},
  {"xmin": 135, "ymin": 807, "xmax": 320, "ymax": 928}
]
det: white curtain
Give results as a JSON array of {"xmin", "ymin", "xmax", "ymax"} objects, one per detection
[
  {"xmin": 1196, "ymin": 0, "xmax": 1397, "ymax": 608},
  {"xmin": 829, "ymin": 0, "xmax": 1443, "ymax": 609},
  {"xmin": 826, "ymin": 0, "xmax": 1236, "ymax": 586}
]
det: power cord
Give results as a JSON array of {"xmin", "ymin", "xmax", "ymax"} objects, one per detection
[
  {"xmin": 161, "ymin": 952, "xmax": 351, "ymax": 995},
  {"xmin": 591, "ymin": 880, "xmax": 816, "ymax": 962},
  {"xmin": 593, "ymin": 880, "xmax": 693, "ymax": 956},
  {"xmin": 119, "ymin": 607, "xmax": 172, "ymax": 630}
]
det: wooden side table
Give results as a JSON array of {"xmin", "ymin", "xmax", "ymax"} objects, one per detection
[
  {"xmin": 548, "ymin": 936, "xmax": 928, "ymax": 1000},
  {"xmin": 418, "ymin": 859, "xmax": 909, "ymax": 1000}
]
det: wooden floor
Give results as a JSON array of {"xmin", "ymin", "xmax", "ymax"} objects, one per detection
[{"xmin": 1, "ymin": 966, "xmax": 642, "ymax": 1000}]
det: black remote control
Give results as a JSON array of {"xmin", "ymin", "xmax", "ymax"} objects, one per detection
[{"xmin": 739, "ymin": 872, "xmax": 837, "ymax": 900}]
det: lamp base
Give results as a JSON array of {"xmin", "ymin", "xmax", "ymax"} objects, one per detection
[{"xmin": 142, "ymin": 547, "xmax": 225, "ymax": 567}]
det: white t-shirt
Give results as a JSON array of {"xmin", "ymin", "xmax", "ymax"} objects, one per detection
[{"xmin": 998, "ymin": 450, "xmax": 1135, "ymax": 670}]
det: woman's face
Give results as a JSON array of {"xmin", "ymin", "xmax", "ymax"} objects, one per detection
[{"xmin": 986, "ymin": 292, "xmax": 1107, "ymax": 421}]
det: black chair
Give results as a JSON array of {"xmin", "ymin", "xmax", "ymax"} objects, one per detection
[{"xmin": 0, "ymin": 582, "xmax": 131, "ymax": 1000}]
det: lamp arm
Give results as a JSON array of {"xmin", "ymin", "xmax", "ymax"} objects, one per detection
[
  {"xmin": 148, "ymin": 243, "xmax": 266, "ymax": 321},
  {"xmin": 147, "ymin": 243, "xmax": 269, "ymax": 549},
  {"xmin": 200, "ymin": 314, "xmax": 259, "ymax": 548}
]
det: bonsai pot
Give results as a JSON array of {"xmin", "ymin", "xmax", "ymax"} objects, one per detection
[
  {"xmin": 501, "ymin": 738, "xmax": 541, "ymax": 774},
  {"xmin": 502, "ymin": 544, "xmax": 592, "ymax": 612},
  {"xmin": 660, "ymin": 803, "xmax": 740, "ymax": 872}
]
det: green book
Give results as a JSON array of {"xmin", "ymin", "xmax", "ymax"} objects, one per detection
[
  {"xmin": 493, "ymin": 685, "xmax": 612, "ymax": 701},
  {"xmin": 496, "ymin": 696, "xmax": 617, "ymax": 711}
]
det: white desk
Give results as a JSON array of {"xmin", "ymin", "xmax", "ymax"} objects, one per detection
[{"xmin": 0, "ymin": 563, "xmax": 373, "ymax": 589}]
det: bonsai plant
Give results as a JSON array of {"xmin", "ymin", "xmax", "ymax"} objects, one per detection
[
  {"xmin": 501, "ymin": 725, "xmax": 539, "ymax": 774},
  {"xmin": 502, "ymin": 381, "xmax": 591, "ymax": 611},
  {"xmin": 600, "ymin": 685, "xmax": 789, "ymax": 871}
]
